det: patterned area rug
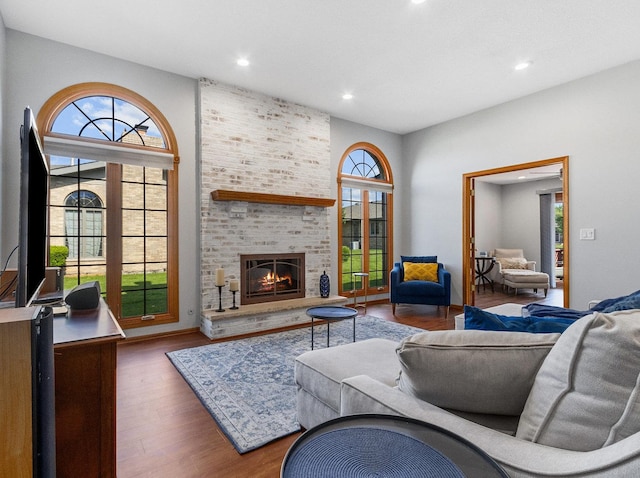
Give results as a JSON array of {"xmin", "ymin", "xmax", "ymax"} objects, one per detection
[{"xmin": 166, "ymin": 315, "xmax": 422, "ymax": 454}]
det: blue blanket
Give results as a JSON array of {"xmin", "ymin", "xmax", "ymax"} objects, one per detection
[
  {"xmin": 466, "ymin": 289, "xmax": 640, "ymax": 333},
  {"xmin": 524, "ymin": 289, "xmax": 640, "ymax": 319},
  {"xmin": 464, "ymin": 305, "xmax": 574, "ymax": 333}
]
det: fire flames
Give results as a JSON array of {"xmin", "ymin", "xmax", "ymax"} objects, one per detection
[{"xmin": 258, "ymin": 271, "xmax": 293, "ymax": 291}]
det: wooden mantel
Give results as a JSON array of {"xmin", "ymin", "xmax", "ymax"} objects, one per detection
[{"xmin": 211, "ymin": 189, "xmax": 335, "ymax": 207}]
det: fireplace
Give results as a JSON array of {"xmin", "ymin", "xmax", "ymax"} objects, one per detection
[{"xmin": 240, "ymin": 253, "xmax": 305, "ymax": 305}]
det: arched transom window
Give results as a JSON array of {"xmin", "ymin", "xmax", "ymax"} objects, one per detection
[
  {"xmin": 338, "ymin": 143, "xmax": 394, "ymax": 298},
  {"xmin": 38, "ymin": 83, "xmax": 179, "ymax": 329}
]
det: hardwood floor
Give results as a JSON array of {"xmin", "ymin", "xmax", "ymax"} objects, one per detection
[{"xmin": 116, "ymin": 283, "xmax": 563, "ymax": 477}]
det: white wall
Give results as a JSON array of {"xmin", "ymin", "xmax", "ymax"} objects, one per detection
[
  {"xmin": 329, "ymin": 117, "xmax": 403, "ymax": 301},
  {"xmin": 405, "ymin": 60, "xmax": 640, "ymax": 308},
  {"xmin": 1, "ymin": 31, "xmax": 199, "ymax": 337}
]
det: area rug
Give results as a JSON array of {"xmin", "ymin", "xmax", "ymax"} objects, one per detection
[{"xmin": 166, "ymin": 315, "xmax": 422, "ymax": 454}]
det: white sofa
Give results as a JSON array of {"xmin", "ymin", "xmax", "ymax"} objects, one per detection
[{"xmin": 295, "ymin": 309, "xmax": 640, "ymax": 477}]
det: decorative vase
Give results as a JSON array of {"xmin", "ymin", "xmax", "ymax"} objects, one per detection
[{"xmin": 320, "ymin": 271, "xmax": 330, "ymax": 298}]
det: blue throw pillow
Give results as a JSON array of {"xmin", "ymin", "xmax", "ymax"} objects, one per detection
[
  {"xmin": 464, "ymin": 305, "xmax": 574, "ymax": 334},
  {"xmin": 401, "ymin": 255, "xmax": 437, "ymax": 264}
]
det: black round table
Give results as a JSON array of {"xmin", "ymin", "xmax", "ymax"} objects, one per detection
[
  {"xmin": 475, "ymin": 256, "xmax": 495, "ymax": 293},
  {"xmin": 282, "ymin": 414, "xmax": 508, "ymax": 478},
  {"xmin": 306, "ymin": 306, "xmax": 358, "ymax": 350}
]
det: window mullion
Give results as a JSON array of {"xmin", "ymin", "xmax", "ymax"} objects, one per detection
[
  {"xmin": 361, "ymin": 190, "xmax": 370, "ymax": 278},
  {"xmin": 105, "ymin": 163, "xmax": 122, "ymax": 319}
]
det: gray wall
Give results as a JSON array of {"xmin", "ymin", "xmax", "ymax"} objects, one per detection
[
  {"xmin": 4, "ymin": 29, "xmax": 639, "ymax": 329},
  {"xmin": 500, "ymin": 177, "xmax": 562, "ymax": 266},
  {"xmin": 474, "ymin": 181, "xmax": 502, "ymax": 255},
  {"xmin": 1, "ymin": 31, "xmax": 199, "ymax": 337},
  {"xmin": 405, "ymin": 59, "xmax": 640, "ymax": 308},
  {"xmin": 476, "ymin": 177, "xmax": 562, "ymax": 265},
  {"xmin": 0, "ymin": 14, "xmax": 5, "ymax": 257}
]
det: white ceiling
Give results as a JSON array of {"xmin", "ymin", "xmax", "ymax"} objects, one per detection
[{"xmin": 2, "ymin": 0, "xmax": 640, "ymax": 134}]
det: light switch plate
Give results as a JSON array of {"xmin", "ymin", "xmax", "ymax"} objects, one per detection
[{"xmin": 579, "ymin": 228, "xmax": 595, "ymax": 240}]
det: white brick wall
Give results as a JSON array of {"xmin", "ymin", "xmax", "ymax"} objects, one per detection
[{"xmin": 199, "ymin": 78, "xmax": 332, "ymax": 313}]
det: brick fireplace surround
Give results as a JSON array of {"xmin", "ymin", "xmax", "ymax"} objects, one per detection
[{"xmin": 199, "ymin": 79, "xmax": 346, "ymax": 339}]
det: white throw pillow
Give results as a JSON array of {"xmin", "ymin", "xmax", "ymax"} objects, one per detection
[
  {"xmin": 516, "ymin": 310, "xmax": 640, "ymax": 451},
  {"xmin": 495, "ymin": 257, "xmax": 528, "ymax": 270},
  {"xmin": 396, "ymin": 330, "xmax": 559, "ymax": 416}
]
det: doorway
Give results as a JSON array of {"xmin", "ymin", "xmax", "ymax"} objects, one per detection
[{"xmin": 462, "ymin": 156, "xmax": 569, "ymax": 308}]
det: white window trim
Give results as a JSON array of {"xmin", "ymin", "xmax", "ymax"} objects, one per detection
[{"xmin": 340, "ymin": 176, "xmax": 393, "ymax": 193}]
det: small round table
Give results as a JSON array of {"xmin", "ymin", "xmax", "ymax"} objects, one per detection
[
  {"xmin": 282, "ymin": 414, "xmax": 508, "ymax": 478},
  {"xmin": 306, "ymin": 306, "xmax": 358, "ymax": 350},
  {"xmin": 352, "ymin": 272, "xmax": 369, "ymax": 313}
]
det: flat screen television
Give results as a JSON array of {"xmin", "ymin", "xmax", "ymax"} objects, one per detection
[{"xmin": 15, "ymin": 107, "xmax": 50, "ymax": 308}]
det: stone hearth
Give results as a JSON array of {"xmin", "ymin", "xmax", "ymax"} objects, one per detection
[{"xmin": 200, "ymin": 295, "xmax": 348, "ymax": 339}]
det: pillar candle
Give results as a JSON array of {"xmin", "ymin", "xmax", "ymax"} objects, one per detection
[
  {"xmin": 215, "ymin": 268, "xmax": 225, "ymax": 287},
  {"xmin": 229, "ymin": 279, "xmax": 239, "ymax": 292}
]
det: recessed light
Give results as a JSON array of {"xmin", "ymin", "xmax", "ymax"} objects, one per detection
[
  {"xmin": 236, "ymin": 58, "xmax": 250, "ymax": 67},
  {"xmin": 514, "ymin": 61, "xmax": 532, "ymax": 71},
  {"xmin": 517, "ymin": 176, "xmax": 527, "ymax": 180},
  {"xmin": 342, "ymin": 93, "xmax": 353, "ymax": 100},
  {"xmin": 411, "ymin": 0, "xmax": 427, "ymax": 4}
]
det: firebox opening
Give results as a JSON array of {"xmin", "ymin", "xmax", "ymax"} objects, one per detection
[{"xmin": 240, "ymin": 253, "xmax": 305, "ymax": 305}]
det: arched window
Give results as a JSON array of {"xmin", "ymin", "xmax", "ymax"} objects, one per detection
[
  {"xmin": 38, "ymin": 83, "xmax": 179, "ymax": 329},
  {"xmin": 338, "ymin": 143, "xmax": 394, "ymax": 298},
  {"xmin": 64, "ymin": 190, "xmax": 104, "ymax": 259}
]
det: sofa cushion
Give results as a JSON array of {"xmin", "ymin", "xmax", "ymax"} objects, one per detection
[
  {"xmin": 493, "ymin": 248, "xmax": 524, "ymax": 259},
  {"xmin": 496, "ymin": 257, "xmax": 528, "ymax": 269},
  {"xmin": 501, "ymin": 270, "xmax": 549, "ymax": 284},
  {"xmin": 400, "ymin": 255, "xmax": 437, "ymax": 264},
  {"xmin": 464, "ymin": 305, "xmax": 574, "ymax": 333},
  {"xmin": 403, "ymin": 262, "xmax": 438, "ymax": 282},
  {"xmin": 295, "ymin": 338, "xmax": 400, "ymax": 415},
  {"xmin": 395, "ymin": 280, "xmax": 445, "ymax": 297},
  {"xmin": 516, "ymin": 310, "xmax": 640, "ymax": 451},
  {"xmin": 396, "ymin": 330, "xmax": 559, "ymax": 416}
]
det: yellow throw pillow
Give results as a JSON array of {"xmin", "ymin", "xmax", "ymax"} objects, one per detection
[{"xmin": 403, "ymin": 262, "xmax": 439, "ymax": 282}]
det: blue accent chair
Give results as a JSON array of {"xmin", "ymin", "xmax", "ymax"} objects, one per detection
[{"xmin": 390, "ymin": 256, "xmax": 451, "ymax": 317}]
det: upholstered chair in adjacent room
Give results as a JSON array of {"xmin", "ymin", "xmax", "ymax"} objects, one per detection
[{"xmin": 390, "ymin": 256, "xmax": 451, "ymax": 317}]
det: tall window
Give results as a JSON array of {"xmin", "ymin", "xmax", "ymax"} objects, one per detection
[
  {"xmin": 38, "ymin": 83, "xmax": 179, "ymax": 328},
  {"xmin": 338, "ymin": 143, "xmax": 393, "ymax": 298}
]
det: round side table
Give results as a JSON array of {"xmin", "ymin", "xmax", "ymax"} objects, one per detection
[
  {"xmin": 475, "ymin": 256, "xmax": 495, "ymax": 293},
  {"xmin": 282, "ymin": 414, "xmax": 508, "ymax": 478},
  {"xmin": 306, "ymin": 306, "xmax": 358, "ymax": 350},
  {"xmin": 352, "ymin": 272, "xmax": 369, "ymax": 313}
]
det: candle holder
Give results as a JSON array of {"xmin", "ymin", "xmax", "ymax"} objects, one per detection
[
  {"xmin": 230, "ymin": 290, "xmax": 239, "ymax": 310},
  {"xmin": 215, "ymin": 284, "xmax": 225, "ymax": 312}
]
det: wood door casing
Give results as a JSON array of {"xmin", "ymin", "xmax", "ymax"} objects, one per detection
[{"xmin": 462, "ymin": 156, "xmax": 570, "ymax": 308}]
